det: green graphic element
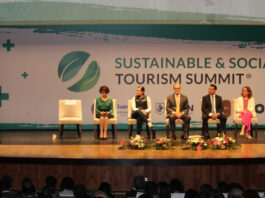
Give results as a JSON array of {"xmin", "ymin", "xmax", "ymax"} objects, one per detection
[
  {"xmin": 8, "ymin": 25, "xmax": 265, "ymax": 44},
  {"xmin": 58, "ymin": 51, "xmax": 100, "ymax": 92},
  {"xmin": 58, "ymin": 51, "xmax": 90, "ymax": 82},
  {"xmin": 0, "ymin": 86, "xmax": 9, "ymax": 107},
  {"xmin": 2, "ymin": 39, "xmax": 15, "ymax": 51},
  {"xmin": 21, "ymin": 72, "xmax": 29, "ymax": 79},
  {"xmin": 68, "ymin": 60, "xmax": 100, "ymax": 92}
]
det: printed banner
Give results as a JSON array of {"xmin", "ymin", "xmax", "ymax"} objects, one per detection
[{"xmin": 0, "ymin": 25, "xmax": 265, "ymax": 129}]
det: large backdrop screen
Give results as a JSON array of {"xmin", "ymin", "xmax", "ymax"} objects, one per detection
[{"xmin": 0, "ymin": 25, "xmax": 265, "ymax": 129}]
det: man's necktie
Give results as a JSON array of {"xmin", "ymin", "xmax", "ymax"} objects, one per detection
[
  {"xmin": 211, "ymin": 95, "xmax": 216, "ymax": 113},
  {"xmin": 176, "ymin": 96, "xmax": 180, "ymax": 113}
]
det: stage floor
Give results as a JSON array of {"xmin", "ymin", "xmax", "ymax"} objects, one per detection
[
  {"xmin": 0, "ymin": 129, "xmax": 265, "ymax": 145},
  {"xmin": 0, "ymin": 144, "xmax": 265, "ymax": 160},
  {"xmin": 0, "ymin": 130, "xmax": 265, "ymax": 165}
]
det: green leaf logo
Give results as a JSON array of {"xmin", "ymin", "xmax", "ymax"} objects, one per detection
[{"xmin": 58, "ymin": 51, "xmax": 100, "ymax": 92}]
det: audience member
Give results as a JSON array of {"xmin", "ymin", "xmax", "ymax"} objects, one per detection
[
  {"xmin": 243, "ymin": 189, "xmax": 260, "ymax": 198},
  {"xmin": 157, "ymin": 182, "xmax": 170, "ymax": 198},
  {"xmin": 144, "ymin": 181, "xmax": 158, "ymax": 198},
  {"xmin": 228, "ymin": 188, "xmax": 244, "ymax": 198},
  {"xmin": 228, "ymin": 183, "xmax": 244, "ymax": 192},
  {"xmin": 74, "ymin": 184, "xmax": 90, "ymax": 198},
  {"xmin": 39, "ymin": 186, "xmax": 57, "ymax": 198},
  {"xmin": 125, "ymin": 176, "xmax": 145, "ymax": 198},
  {"xmin": 92, "ymin": 191, "xmax": 109, "ymax": 198},
  {"xmin": 21, "ymin": 178, "xmax": 37, "ymax": 198},
  {"xmin": 98, "ymin": 182, "xmax": 114, "ymax": 198},
  {"xmin": 43, "ymin": 176, "xmax": 57, "ymax": 189},
  {"xmin": 138, "ymin": 194, "xmax": 152, "ymax": 198},
  {"xmin": 169, "ymin": 179, "xmax": 184, "ymax": 193},
  {"xmin": 212, "ymin": 192, "xmax": 225, "ymax": 198},
  {"xmin": 59, "ymin": 177, "xmax": 75, "ymax": 197},
  {"xmin": 200, "ymin": 184, "xmax": 214, "ymax": 198},
  {"xmin": 217, "ymin": 181, "xmax": 229, "ymax": 194},
  {"xmin": 1, "ymin": 175, "xmax": 21, "ymax": 198},
  {"xmin": 184, "ymin": 189, "xmax": 200, "ymax": 198},
  {"xmin": 40, "ymin": 176, "xmax": 58, "ymax": 198}
]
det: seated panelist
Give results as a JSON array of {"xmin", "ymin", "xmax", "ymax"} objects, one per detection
[
  {"xmin": 95, "ymin": 85, "xmax": 114, "ymax": 140},
  {"xmin": 131, "ymin": 86, "xmax": 153, "ymax": 136}
]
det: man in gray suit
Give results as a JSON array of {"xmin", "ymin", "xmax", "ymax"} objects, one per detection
[{"xmin": 166, "ymin": 83, "xmax": 191, "ymax": 140}]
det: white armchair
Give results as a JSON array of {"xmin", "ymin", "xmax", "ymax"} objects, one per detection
[{"xmin": 58, "ymin": 100, "xmax": 82, "ymax": 139}]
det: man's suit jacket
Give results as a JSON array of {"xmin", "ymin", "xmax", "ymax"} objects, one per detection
[
  {"xmin": 166, "ymin": 93, "xmax": 189, "ymax": 117},
  {"xmin": 202, "ymin": 94, "xmax": 223, "ymax": 116}
]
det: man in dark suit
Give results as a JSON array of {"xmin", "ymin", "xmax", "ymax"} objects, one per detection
[
  {"xmin": 166, "ymin": 83, "xmax": 190, "ymax": 140},
  {"xmin": 202, "ymin": 84, "xmax": 227, "ymax": 139}
]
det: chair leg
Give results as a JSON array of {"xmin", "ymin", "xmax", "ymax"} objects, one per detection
[
  {"xmin": 235, "ymin": 123, "xmax": 238, "ymax": 139},
  {"xmin": 114, "ymin": 124, "xmax": 117, "ymax": 139},
  {"xmin": 146, "ymin": 125, "xmax": 151, "ymax": 139},
  {"xmin": 129, "ymin": 125, "xmax": 133, "ymax": 138},
  {"xmin": 152, "ymin": 129, "xmax": 156, "ymax": 139},
  {"xmin": 250, "ymin": 123, "xmax": 254, "ymax": 137},
  {"xmin": 255, "ymin": 123, "xmax": 258, "ymax": 138},
  {"xmin": 77, "ymin": 124, "xmax": 81, "ymax": 138},
  {"xmin": 166, "ymin": 124, "xmax": 169, "ymax": 139},
  {"xmin": 97, "ymin": 125, "xmax": 100, "ymax": 139},
  {"xmin": 93, "ymin": 124, "xmax": 97, "ymax": 139},
  {"xmin": 217, "ymin": 124, "xmax": 220, "ymax": 133},
  {"xmin": 59, "ymin": 124, "xmax": 64, "ymax": 139},
  {"xmin": 112, "ymin": 124, "xmax": 115, "ymax": 139}
]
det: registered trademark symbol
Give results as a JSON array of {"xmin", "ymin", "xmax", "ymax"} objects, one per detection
[{"xmin": 246, "ymin": 73, "xmax": 251, "ymax": 79}]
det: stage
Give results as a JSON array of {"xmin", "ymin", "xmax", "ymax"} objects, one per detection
[
  {"xmin": 0, "ymin": 130, "xmax": 265, "ymax": 191},
  {"xmin": 1, "ymin": 144, "xmax": 265, "ymax": 164}
]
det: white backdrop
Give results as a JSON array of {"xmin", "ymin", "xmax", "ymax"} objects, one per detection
[{"xmin": 0, "ymin": 27, "xmax": 264, "ymax": 128}]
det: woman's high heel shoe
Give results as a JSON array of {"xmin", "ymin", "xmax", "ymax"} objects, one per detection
[
  {"xmin": 246, "ymin": 134, "xmax": 253, "ymax": 140},
  {"xmin": 239, "ymin": 131, "xmax": 244, "ymax": 136}
]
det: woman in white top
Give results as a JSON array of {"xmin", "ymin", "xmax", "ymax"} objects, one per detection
[
  {"xmin": 236, "ymin": 86, "xmax": 256, "ymax": 139},
  {"xmin": 131, "ymin": 86, "xmax": 152, "ymax": 136}
]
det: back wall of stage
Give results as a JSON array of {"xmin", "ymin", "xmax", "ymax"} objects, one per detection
[{"xmin": 0, "ymin": 25, "xmax": 265, "ymax": 130}]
